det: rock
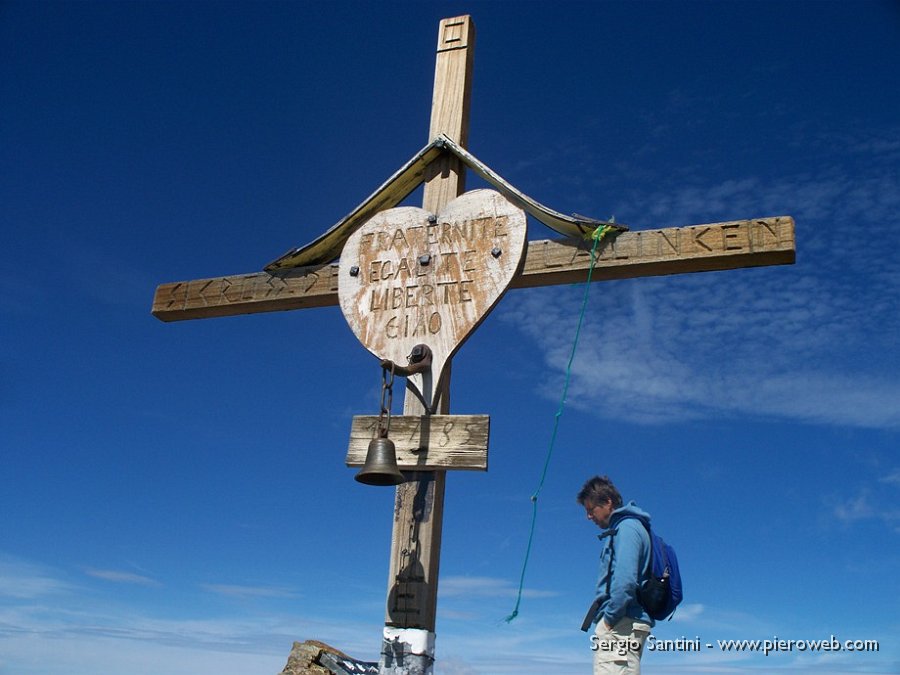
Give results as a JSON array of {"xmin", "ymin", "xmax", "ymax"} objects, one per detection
[{"xmin": 278, "ymin": 640, "xmax": 377, "ymax": 675}]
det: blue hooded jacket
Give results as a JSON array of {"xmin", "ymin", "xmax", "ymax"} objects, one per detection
[{"xmin": 594, "ymin": 501, "xmax": 655, "ymax": 627}]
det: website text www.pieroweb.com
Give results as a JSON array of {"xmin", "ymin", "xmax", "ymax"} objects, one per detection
[{"xmin": 591, "ymin": 634, "xmax": 879, "ymax": 657}]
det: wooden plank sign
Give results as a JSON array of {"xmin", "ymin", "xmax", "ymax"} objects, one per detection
[
  {"xmin": 346, "ymin": 414, "xmax": 489, "ymax": 471},
  {"xmin": 151, "ymin": 216, "xmax": 794, "ymax": 322},
  {"xmin": 338, "ymin": 189, "xmax": 526, "ymax": 396}
]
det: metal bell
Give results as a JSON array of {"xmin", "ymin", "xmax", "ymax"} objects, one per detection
[{"xmin": 355, "ymin": 436, "xmax": 405, "ymax": 486}]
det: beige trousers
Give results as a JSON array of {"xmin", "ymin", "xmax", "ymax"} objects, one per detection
[{"xmin": 591, "ymin": 617, "xmax": 652, "ymax": 675}]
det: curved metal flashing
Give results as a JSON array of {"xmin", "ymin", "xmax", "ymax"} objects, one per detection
[{"xmin": 264, "ymin": 134, "xmax": 625, "ymax": 272}]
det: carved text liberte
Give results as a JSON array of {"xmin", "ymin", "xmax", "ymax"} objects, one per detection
[{"xmin": 358, "ymin": 215, "xmax": 509, "ymax": 339}]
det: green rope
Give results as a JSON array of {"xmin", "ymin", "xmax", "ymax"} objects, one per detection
[{"xmin": 503, "ymin": 221, "xmax": 615, "ymax": 623}]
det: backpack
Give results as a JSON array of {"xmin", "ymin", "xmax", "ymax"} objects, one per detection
[
  {"xmin": 581, "ymin": 515, "xmax": 682, "ymax": 628},
  {"xmin": 632, "ymin": 518, "xmax": 683, "ymax": 621}
]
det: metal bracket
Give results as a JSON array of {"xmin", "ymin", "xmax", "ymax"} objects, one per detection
[{"xmin": 380, "ymin": 345, "xmax": 438, "ymax": 414}]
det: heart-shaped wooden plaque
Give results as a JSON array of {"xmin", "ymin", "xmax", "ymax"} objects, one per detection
[{"xmin": 338, "ymin": 189, "xmax": 527, "ymax": 401}]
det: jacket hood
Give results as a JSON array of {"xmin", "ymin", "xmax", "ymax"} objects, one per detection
[{"xmin": 608, "ymin": 500, "xmax": 651, "ymax": 529}]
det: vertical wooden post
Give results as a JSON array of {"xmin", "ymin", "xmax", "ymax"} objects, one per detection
[
  {"xmin": 422, "ymin": 15, "xmax": 475, "ymax": 211},
  {"xmin": 379, "ymin": 15, "xmax": 475, "ymax": 675}
]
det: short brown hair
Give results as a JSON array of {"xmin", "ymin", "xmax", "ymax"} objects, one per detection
[{"xmin": 577, "ymin": 475, "xmax": 623, "ymax": 509}]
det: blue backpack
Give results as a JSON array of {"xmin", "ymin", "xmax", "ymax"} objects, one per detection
[
  {"xmin": 632, "ymin": 518, "xmax": 683, "ymax": 621},
  {"xmin": 582, "ymin": 515, "xmax": 682, "ymax": 627}
]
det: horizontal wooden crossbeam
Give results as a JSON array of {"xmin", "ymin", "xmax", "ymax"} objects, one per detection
[
  {"xmin": 151, "ymin": 216, "xmax": 794, "ymax": 322},
  {"xmin": 346, "ymin": 414, "xmax": 489, "ymax": 471}
]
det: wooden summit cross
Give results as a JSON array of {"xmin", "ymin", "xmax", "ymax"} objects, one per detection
[{"xmin": 152, "ymin": 15, "xmax": 794, "ymax": 674}]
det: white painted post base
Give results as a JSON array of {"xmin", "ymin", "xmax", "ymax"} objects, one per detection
[{"xmin": 378, "ymin": 627, "xmax": 435, "ymax": 675}]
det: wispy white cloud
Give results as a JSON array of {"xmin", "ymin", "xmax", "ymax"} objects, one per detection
[
  {"xmin": 670, "ymin": 602, "xmax": 705, "ymax": 622},
  {"xmin": 880, "ymin": 469, "xmax": 900, "ymax": 486},
  {"xmin": 438, "ymin": 575, "xmax": 558, "ymax": 600},
  {"xmin": 0, "ymin": 553, "xmax": 382, "ymax": 675},
  {"xmin": 502, "ymin": 131, "xmax": 900, "ymax": 430},
  {"xmin": 0, "ymin": 632, "xmax": 283, "ymax": 675},
  {"xmin": 84, "ymin": 568, "xmax": 161, "ymax": 587},
  {"xmin": 201, "ymin": 583, "xmax": 301, "ymax": 599},
  {"xmin": 833, "ymin": 489, "xmax": 900, "ymax": 529},
  {"xmin": 0, "ymin": 555, "xmax": 76, "ymax": 599},
  {"xmin": 503, "ymin": 279, "xmax": 900, "ymax": 429},
  {"xmin": 834, "ymin": 491, "xmax": 876, "ymax": 523},
  {"xmin": 2, "ymin": 552, "xmax": 894, "ymax": 675}
]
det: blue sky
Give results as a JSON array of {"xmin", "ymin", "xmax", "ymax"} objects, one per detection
[{"xmin": 2, "ymin": 1, "xmax": 899, "ymax": 674}]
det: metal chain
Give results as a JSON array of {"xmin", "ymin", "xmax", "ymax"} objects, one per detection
[{"xmin": 378, "ymin": 363, "xmax": 395, "ymax": 437}]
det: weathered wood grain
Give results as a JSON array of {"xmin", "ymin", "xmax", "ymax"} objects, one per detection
[
  {"xmin": 421, "ymin": 18, "xmax": 474, "ymax": 214},
  {"xmin": 513, "ymin": 215, "xmax": 796, "ymax": 287},
  {"xmin": 338, "ymin": 190, "xmax": 526, "ymax": 397},
  {"xmin": 385, "ymin": 15, "xmax": 476, "ymax": 634},
  {"xmin": 152, "ymin": 265, "xmax": 339, "ymax": 321},
  {"xmin": 346, "ymin": 414, "xmax": 489, "ymax": 471},
  {"xmin": 152, "ymin": 216, "xmax": 795, "ymax": 321}
]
